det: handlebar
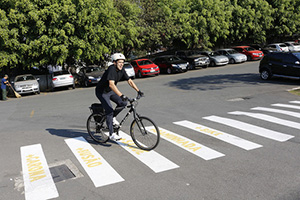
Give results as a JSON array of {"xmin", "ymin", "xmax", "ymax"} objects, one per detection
[{"xmin": 127, "ymin": 93, "xmax": 143, "ymax": 104}]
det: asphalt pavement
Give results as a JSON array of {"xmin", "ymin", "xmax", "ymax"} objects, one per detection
[{"xmin": 1, "ymin": 61, "xmax": 300, "ymax": 200}]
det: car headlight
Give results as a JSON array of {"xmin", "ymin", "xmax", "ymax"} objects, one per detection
[
  {"xmin": 172, "ymin": 64, "xmax": 180, "ymax": 68},
  {"xmin": 88, "ymin": 76, "xmax": 95, "ymax": 79},
  {"xmin": 253, "ymin": 53, "xmax": 259, "ymax": 56},
  {"xmin": 142, "ymin": 68, "xmax": 148, "ymax": 71},
  {"xmin": 15, "ymin": 85, "xmax": 20, "ymax": 89}
]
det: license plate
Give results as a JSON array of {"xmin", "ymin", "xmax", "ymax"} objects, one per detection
[
  {"xmin": 60, "ymin": 77, "xmax": 66, "ymax": 80},
  {"xmin": 150, "ymin": 70, "xmax": 155, "ymax": 73}
]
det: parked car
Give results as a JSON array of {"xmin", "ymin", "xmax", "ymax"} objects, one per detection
[
  {"xmin": 52, "ymin": 70, "xmax": 75, "ymax": 90},
  {"xmin": 284, "ymin": 41, "xmax": 300, "ymax": 51},
  {"xmin": 77, "ymin": 65, "xmax": 105, "ymax": 87},
  {"xmin": 124, "ymin": 62, "xmax": 135, "ymax": 79},
  {"xmin": 215, "ymin": 49, "xmax": 247, "ymax": 64},
  {"xmin": 13, "ymin": 74, "xmax": 40, "ymax": 95},
  {"xmin": 199, "ymin": 51, "xmax": 229, "ymax": 66},
  {"xmin": 175, "ymin": 50, "xmax": 210, "ymax": 69},
  {"xmin": 152, "ymin": 55, "xmax": 188, "ymax": 74},
  {"xmin": 232, "ymin": 46, "xmax": 264, "ymax": 61},
  {"xmin": 261, "ymin": 47, "xmax": 278, "ymax": 55},
  {"xmin": 130, "ymin": 59, "xmax": 160, "ymax": 78},
  {"xmin": 265, "ymin": 43, "xmax": 289, "ymax": 52},
  {"xmin": 259, "ymin": 52, "xmax": 300, "ymax": 80}
]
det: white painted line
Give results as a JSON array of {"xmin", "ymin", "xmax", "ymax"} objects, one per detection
[
  {"xmin": 203, "ymin": 116, "xmax": 294, "ymax": 142},
  {"xmin": 174, "ymin": 120, "xmax": 262, "ymax": 150},
  {"xmin": 289, "ymin": 101, "xmax": 300, "ymax": 104},
  {"xmin": 21, "ymin": 144, "xmax": 59, "ymax": 200},
  {"xmin": 251, "ymin": 107, "xmax": 300, "ymax": 119},
  {"xmin": 146, "ymin": 126, "xmax": 225, "ymax": 160},
  {"xmin": 272, "ymin": 103, "xmax": 300, "ymax": 110},
  {"xmin": 65, "ymin": 137, "xmax": 124, "ymax": 187},
  {"xmin": 116, "ymin": 131, "xmax": 179, "ymax": 173},
  {"xmin": 229, "ymin": 111, "xmax": 300, "ymax": 130}
]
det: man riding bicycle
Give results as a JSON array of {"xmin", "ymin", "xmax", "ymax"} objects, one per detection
[{"xmin": 95, "ymin": 53, "xmax": 144, "ymax": 141}]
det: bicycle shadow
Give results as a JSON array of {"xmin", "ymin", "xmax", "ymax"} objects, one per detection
[
  {"xmin": 45, "ymin": 128, "xmax": 142, "ymax": 149},
  {"xmin": 45, "ymin": 128, "xmax": 112, "ymax": 147}
]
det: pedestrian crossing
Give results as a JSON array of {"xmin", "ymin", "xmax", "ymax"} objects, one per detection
[{"xmin": 20, "ymin": 100, "xmax": 300, "ymax": 200}]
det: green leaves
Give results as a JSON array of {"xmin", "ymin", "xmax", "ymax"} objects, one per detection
[{"xmin": 1, "ymin": 0, "xmax": 300, "ymax": 73}]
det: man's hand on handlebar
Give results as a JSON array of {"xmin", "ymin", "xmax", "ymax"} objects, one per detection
[
  {"xmin": 120, "ymin": 94, "xmax": 128, "ymax": 101},
  {"xmin": 137, "ymin": 90, "xmax": 144, "ymax": 97}
]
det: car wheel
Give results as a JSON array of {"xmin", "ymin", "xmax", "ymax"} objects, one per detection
[
  {"xmin": 166, "ymin": 68, "xmax": 172, "ymax": 74},
  {"xmin": 260, "ymin": 69, "xmax": 272, "ymax": 80},
  {"xmin": 72, "ymin": 83, "xmax": 75, "ymax": 89},
  {"xmin": 229, "ymin": 58, "xmax": 235, "ymax": 64},
  {"xmin": 247, "ymin": 55, "xmax": 252, "ymax": 61},
  {"xmin": 36, "ymin": 90, "xmax": 40, "ymax": 94},
  {"xmin": 137, "ymin": 71, "xmax": 142, "ymax": 78},
  {"xmin": 202, "ymin": 65, "xmax": 208, "ymax": 69},
  {"xmin": 210, "ymin": 61, "xmax": 216, "ymax": 67}
]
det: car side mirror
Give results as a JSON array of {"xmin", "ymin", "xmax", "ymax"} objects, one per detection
[{"xmin": 36, "ymin": 78, "xmax": 40, "ymax": 81}]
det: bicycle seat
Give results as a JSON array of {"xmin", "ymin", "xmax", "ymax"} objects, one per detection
[{"xmin": 90, "ymin": 103, "xmax": 105, "ymax": 114}]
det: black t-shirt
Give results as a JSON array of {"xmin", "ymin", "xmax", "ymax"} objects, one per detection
[{"xmin": 96, "ymin": 64, "xmax": 129, "ymax": 93}]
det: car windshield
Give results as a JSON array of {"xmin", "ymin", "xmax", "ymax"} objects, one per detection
[
  {"xmin": 137, "ymin": 60, "xmax": 153, "ymax": 65},
  {"xmin": 293, "ymin": 53, "xmax": 300, "ymax": 60},
  {"xmin": 245, "ymin": 47, "xmax": 256, "ymax": 51},
  {"xmin": 124, "ymin": 63, "xmax": 132, "ymax": 69},
  {"xmin": 166, "ymin": 56, "xmax": 181, "ymax": 62},
  {"xmin": 53, "ymin": 71, "xmax": 69, "ymax": 76},
  {"xmin": 279, "ymin": 44, "xmax": 287, "ymax": 47},
  {"xmin": 227, "ymin": 49, "xmax": 238, "ymax": 54},
  {"xmin": 15, "ymin": 75, "xmax": 35, "ymax": 82},
  {"xmin": 86, "ymin": 67, "xmax": 101, "ymax": 73},
  {"xmin": 210, "ymin": 52, "xmax": 220, "ymax": 56}
]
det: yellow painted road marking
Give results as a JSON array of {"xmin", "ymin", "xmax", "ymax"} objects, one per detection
[
  {"xmin": 21, "ymin": 144, "xmax": 59, "ymax": 200},
  {"xmin": 65, "ymin": 137, "xmax": 124, "ymax": 187},
  {"xmin": 30, "ymin": 110, "xmax": 34, "ymax": 118}
]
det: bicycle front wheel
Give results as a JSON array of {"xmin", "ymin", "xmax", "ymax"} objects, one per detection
[
  {"xmin": 87, "ymin": 113, "xmax": 109, "ymax": 143},
  {"xmin": 130, "ymin": 116, "xmax": 160, "ymax": 150}
]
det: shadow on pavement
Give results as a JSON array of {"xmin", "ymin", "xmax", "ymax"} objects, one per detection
[
  {"xmin": 167, "ymin": 73, "xmax": 300, "ymax": 91},
  {"xmin": 45, "ymin": 128, "xmax": 112, "ymax": 147}
]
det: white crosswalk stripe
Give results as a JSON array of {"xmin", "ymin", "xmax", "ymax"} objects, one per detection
[
  {"xmin": 289, "ymin": 101, "xmax": 300, "ymax": 104},
  {"xmin": 203, "ymin": 115, "xmax": 294, "ymax": 142},
  {"xmin": 116, "ymin": 131, "xmax": 179, "ymax": 173},
  {"xmin": 229, "ymin": 111, "xmax": 300, "ymax": 130},
  {"xmin": 21, "ymin": 144, "xmax": 59, "ymax": 200},
  {"xmin": 146, "ymin": 126, "xmax": 225, "ymax": 160},
  {"xmin": 272, "ymin": 103, "xmax": 300, "ymax": 110},
  {"xmin": 65, "ymin": 137, "xmax": 124, "ymax": 187},
  {"xmin": 174, "ymin": 120, "xmax": 262, "ymax": 150},
  {"xmin": 251, "ymin": 107, "xmax": 300, "ymax": 118}
]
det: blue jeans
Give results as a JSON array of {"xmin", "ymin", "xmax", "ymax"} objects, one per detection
[{"xmin": 96, "ymin": 90, "xmax": 127, "ymax": 135}]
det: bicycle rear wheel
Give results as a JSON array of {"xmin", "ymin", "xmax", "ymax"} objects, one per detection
[
  {"xmin": 87, "ymin": 113, "xmax": 109, "ymax": 143},
  {"xmin": 130, "ymin": 116, "xmax": 160, "ymax": 150}
]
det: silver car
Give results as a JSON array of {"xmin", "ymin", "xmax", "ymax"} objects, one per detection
[
  {"xmin": 216, "ymin": 49, "xmax": 247, "ymax": 64},
  {"xmin": 124, "ymin": 62, "xmax": 135, "ymax": 79},
  {"xmin": 200, "ymin": 51, "xmax": 229, "ymax": 66},
  {"xmin": 13, "ymin": 74, "xmax": 40, "ymax": 95}
]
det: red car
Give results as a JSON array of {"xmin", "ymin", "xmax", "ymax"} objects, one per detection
[
  {"xmin": 130, "ymin": 59, "xmax": 160, "ymax": 78},
  {"xmin": 232, "ymin": 46, "xmax": 264, "ymax": 61}
]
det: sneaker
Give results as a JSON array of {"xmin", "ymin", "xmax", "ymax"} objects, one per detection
[
  {"xmin": 110, "ymin": 133, "xmax": 122, "ymax": 141},
  {"xmin": 113, "ymin": 117, "xmax": 120, "ymax": 126}
]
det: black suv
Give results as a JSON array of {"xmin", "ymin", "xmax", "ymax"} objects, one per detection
[
  {"xmin": 175, "ymin": 50, "xmax": 210, "ymax": 69},
  {"xmin": 259, "ymin": 52, "xmax": 300, "ymax": 80}
]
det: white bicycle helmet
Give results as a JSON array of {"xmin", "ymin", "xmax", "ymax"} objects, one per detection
[{"xmin": 111, "ymin": 53, "xmax": 126, "ymax": 61}]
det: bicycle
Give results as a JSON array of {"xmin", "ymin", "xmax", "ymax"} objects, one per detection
[{"xmin": 86, "ymin": 94, "xmax": 160, "ymax": 150}]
